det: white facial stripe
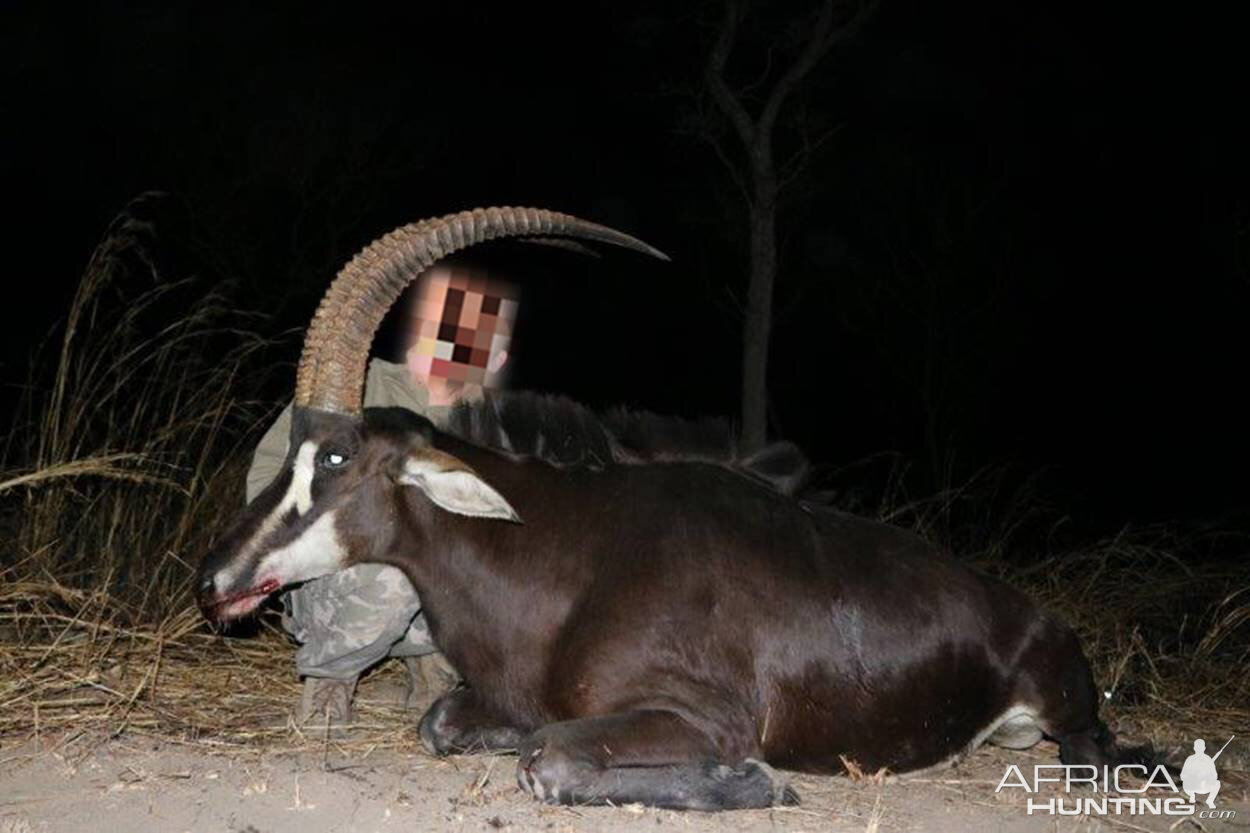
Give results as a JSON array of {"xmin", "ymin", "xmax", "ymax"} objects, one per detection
[
  {"xmin": 254, "ymin": 509, "xmax": 347, "ymax": 586},
  {"xmin": 213, "ymin": 441, "xmax": 319, "ymax": 592},
  {"xmin": 287, "ymin": 441, "xmax": 317, "ymax": 516}
]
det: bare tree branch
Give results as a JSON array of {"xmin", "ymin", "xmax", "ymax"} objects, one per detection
[
  {"xmin": 759, "ymin": 0, "xmax": 877, "ymax": 147},
  {"xmin": 705, "ymin": 0, "xmax": 757, "ymax": 151},
  {"xmin": 703, "ymin": 133, "xmax": 754, "ymax": 203},
  {"xmin": 779, "ymin": 121, "xmax": 846, "ymax": 190},
  {"xmin": 757, "ymin": 0, "xmax": 837, "ymax": 150},
  {"xmin": 739, "ymin": 45, "xmax": 777, "ymax": 98}
]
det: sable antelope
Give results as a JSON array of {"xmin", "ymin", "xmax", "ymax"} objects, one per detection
[{"xmin": 197, "ymin": 206, "xmax": 1151, "ymax": 811}]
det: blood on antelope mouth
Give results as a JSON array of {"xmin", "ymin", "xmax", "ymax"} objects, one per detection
[{"xmin": 208, "ymin": 578, "xmax": 281, "ymax": 614}]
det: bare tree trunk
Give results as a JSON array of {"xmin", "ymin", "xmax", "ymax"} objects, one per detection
[
  {"xmin": 702, "ymin": 0, "xmax": 875, "ymax": 454},
  {"xmin": 741, "ymin": 177, "xmax": 778, "ymax": 452}
]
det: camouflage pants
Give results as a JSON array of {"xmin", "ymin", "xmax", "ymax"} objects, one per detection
[{"xmin": 281, "ymin": 564, "xmax": 437, "ymax": 680}]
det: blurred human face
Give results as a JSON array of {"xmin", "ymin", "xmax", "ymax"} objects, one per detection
[{"xmin": 405, "ymin": 265, "xmax": 518, "ymax": 405}]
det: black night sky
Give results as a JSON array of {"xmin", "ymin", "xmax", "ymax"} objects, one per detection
[{"xmin": 4, "ymin": 1, "xmax": 1247, "ymax": 528}]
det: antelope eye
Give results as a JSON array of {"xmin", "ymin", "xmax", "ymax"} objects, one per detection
[{"xmin": 320, "ymin": 450, "xmax": 349, "ymax": 469}]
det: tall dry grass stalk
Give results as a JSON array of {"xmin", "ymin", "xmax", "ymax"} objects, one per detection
[
  {"xmin": 0, "ymin": 199, "xmax": 311, "ymax": 755},
  {"xmin": 2, "ymin": 199, "xmax": 279, "ymax": 622}
]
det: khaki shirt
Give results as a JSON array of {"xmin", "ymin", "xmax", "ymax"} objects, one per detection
[{"xmin": 246, "ymin": 358, "xmax": 455, "ymax": 503}]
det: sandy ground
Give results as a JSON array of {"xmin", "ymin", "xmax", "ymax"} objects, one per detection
[{"xmin": 2, "ymin": 731, "xmax": 1245, "ymax": 833}]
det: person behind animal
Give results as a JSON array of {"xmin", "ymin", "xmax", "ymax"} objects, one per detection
[
  {"xmin": 1180, "ymin": 738, "xmax": 1222, "ymax": 808},
  {"xmin": 246, "ymin": 263, "xmax": 518, "ymax": 725}
]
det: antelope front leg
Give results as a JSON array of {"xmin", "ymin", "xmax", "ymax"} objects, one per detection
[
  {"xmin": 418, "ymin": 686, "xmax": 525, "ymax": 755},
  {"xmin": 516, "ymin": 709, "xmax": 799, "ymax": 810}
]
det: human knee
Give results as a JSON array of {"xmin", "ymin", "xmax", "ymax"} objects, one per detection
[
  {"xmin": 386, "ymin": 613, "xmax": 439, "ymax": 657},
  {"xmin": 315, "ymin": 567, "xmax": 418, "ymax": 635},
  {"xmin": 324, "ymin": 564, "xmax": 420, "ymax": 609}
]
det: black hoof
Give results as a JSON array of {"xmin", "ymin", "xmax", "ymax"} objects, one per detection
[
  {"xmin": 417, "ymin": 708, "xmax": 451, "ymax": 756},
  {"xmin": 735, "ymin": 758, "xmax": 801, "ymax": 807}
]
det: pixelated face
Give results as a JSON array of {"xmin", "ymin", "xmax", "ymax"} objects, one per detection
[{"xmin": 405, "ymin": 265, "xmax": 518, "ymax": 402}]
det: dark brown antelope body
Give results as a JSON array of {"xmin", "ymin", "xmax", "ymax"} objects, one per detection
[
  {"xmin": 196, "ymin": 207, "xmax": 1151, "ymax": 811},
  {"xmin": 401, "ymin": 423, "xmax": 1053, "ymax": 774}
]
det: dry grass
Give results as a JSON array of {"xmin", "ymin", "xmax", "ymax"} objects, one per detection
[
  {"xmin": 0, "ymin": 200, "xmax": 306, "ymax": 760},
  {"xmin": 2, "ymin": 201, "xmax": 284, "ymax": 622},
  {"xmin": 1, "ymin": 202, "xmax": 1247, "ymax": 771},
  {"xmin": 0, "ymin": 573, "xmax": 421, "ymax": 766}
]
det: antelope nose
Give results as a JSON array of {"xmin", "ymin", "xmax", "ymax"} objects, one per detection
[{"xmin": 195, "ymin": 573, "xmax": 221, "ymax": 621}]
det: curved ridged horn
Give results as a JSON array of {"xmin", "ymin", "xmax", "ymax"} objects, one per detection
[{"xmin": 294, "ymin": 206, "xmax": 668, "ymax": 415}]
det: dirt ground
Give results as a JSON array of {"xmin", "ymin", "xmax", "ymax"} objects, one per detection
[
  {"xmin": 2, "ymin": 730, "xmax": 1245, "ymax": 833},
  {"xmin": 2, "ymin": 647, "xmax": 1244, "ymax": 833}
]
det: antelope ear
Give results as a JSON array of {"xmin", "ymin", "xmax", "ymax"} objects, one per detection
[{"xmin": 397, "ymin": 450, "xmax": 521, "ymax": 522}]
